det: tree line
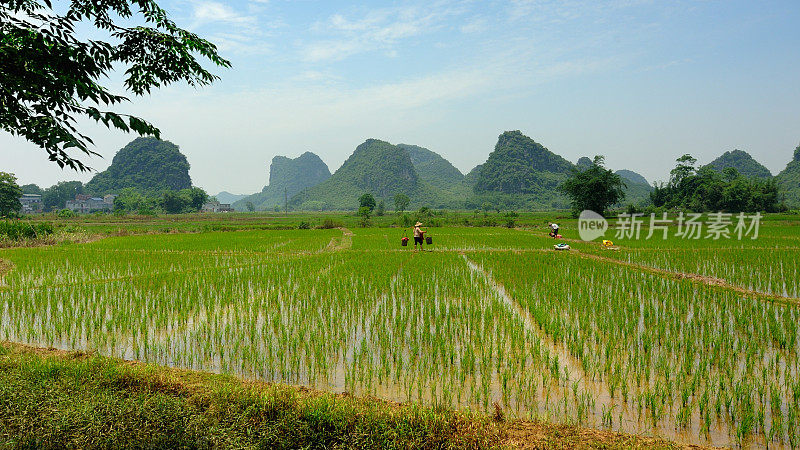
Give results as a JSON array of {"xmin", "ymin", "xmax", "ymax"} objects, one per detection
[
  {"xmin": 559, "ymin": 154, "xmax": 785, "ymax": 217},
  {"xmin": 0, "ymin": 173, "xmax": 208, "ymax": 217}
]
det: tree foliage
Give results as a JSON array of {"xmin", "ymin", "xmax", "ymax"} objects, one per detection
[
  {"xmin": 652, "ymin": 155, "xmax": 783, "ymax": 212},
  {"xmin": 0, "ymin": 0, "xmax": 230, "ymax": 170},
  {"xmin": 20, "ymin": 184, "xmax": 43, "ymax": 195},
  {"xmin": 359, "ymin": 193, "xmax": 376, "ymax": 211},
  {"xmin": 114, "ymin": 187, "xmax": 207, "ymax": 214},
  {"xmin": 394, "ymin": 193, "xmax": 410, "ymax": 213},
  {"xmin": 559, "ymin": 156, "xmax": 626, "ymax": 217},
  {"xmin": 0, "ymin": 172, "xmax": 23, "ymax": 217},
  {"xmin": 113, "ymin": 188, "xmax": 158, "ymax": 214}
]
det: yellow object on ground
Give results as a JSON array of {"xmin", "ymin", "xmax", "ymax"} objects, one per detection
[{"xmin": 602, "ymin": 240, "xmax": 613, "ymax": 247}]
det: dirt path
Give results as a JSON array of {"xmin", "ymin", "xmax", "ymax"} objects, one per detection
[
  {"xmin": 323, "ymin": 227, "xmax": 353, "ymax": 252},
  {"xmin": 0, "ymin": 259, "xmax": 13, "ymax": 288},
  {"xmin": 572, "ymin": 250, "xmax": 800, "ymax": 306}
]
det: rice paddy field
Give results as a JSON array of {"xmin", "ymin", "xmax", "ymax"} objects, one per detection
[{"xmin": 1, "ymin": 214, "xmax": 799, "ymax": 447}]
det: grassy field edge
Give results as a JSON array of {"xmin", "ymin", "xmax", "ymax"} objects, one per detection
[{"xmin": 0, "ymin": 342, "xmax": 685, "ymax": 449}]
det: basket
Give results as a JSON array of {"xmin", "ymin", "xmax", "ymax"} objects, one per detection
[
  {"xmin": 425, "ymin": 236, "xmax": 432, "ymax": 245},
  {"xmin": 401, "ymin": 237, "xmax": 408, "ymax": 246}
]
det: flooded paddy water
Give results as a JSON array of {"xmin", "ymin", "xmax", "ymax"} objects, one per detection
[{"xmin": 1, "ymin": 226, "xmax": 799, "ymax": 448}]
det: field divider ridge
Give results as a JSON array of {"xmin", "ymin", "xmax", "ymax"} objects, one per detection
[
  {"xmin": 459, "ymin": 253, "xmax": 616, "ymax": 406},
  {"xmin": 571, "ymin": 250, "xmax": 800, "ymax": 306},
  {"xmin": 321, "ymin": 227, "xmax": 353, "ymax": 252}
]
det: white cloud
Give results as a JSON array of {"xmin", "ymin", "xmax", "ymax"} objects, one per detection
[
  {"xmin": 301, "ymin": 3, "xmax": 463, "ymax": 62},
  {"xmin": 191, "ymin": 1, "xmax": 256, "ymax": 28},
  {"xmin": 460, "ymin": 17, "xmax": 488, "ymax": 34}
]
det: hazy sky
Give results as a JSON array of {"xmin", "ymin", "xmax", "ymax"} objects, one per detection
[{"xmin": 3, "ymin": 0, "xmax": 800, "ymax": 194}]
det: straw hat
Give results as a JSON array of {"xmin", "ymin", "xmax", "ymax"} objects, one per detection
[{"xmin": 415, "ymin": 222, "xmax": 423, "ymax": 226}]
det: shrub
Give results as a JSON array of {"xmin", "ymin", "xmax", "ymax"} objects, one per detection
[
  {"xmin": 298, "ymin": 221, "xmax": 311, "ymax": 230},
  {"xmin": 504, "ymin": 211, "xmax": 518, "ymax": 228},
  {"xmin": 318, "ymin": 218, "xmax": 342, "ymax": 229},
  {"xmin": 0, "ymin": 221, "xmax": 54, "ymax": 240},
  {"xmin": 57, "ymin": 209, "xmax": 76, "ymax": 219}
]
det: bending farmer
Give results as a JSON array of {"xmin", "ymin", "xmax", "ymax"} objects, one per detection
[{"xmin": 549, "ymin": 222, "xmax": 559, "ymax": 238}]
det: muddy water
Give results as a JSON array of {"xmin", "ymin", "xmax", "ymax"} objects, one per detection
[
  {"xmin": 2, "ymin": 259, "xmax": 796, "ymax": 448},
  {"xmin": 5, "ymin": 314, "xmax": 792, "ymax": 448},
  {"xmin": 458, "ymin": 254, "xmax": 781, "ymax": 449}
]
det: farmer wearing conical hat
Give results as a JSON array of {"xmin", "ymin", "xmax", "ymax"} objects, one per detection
[{"xmin": 413, "ymin": 221, "xmax": 426, "ymax": 251}]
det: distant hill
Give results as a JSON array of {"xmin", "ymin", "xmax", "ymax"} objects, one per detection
[
  {"xmin": 576, "ymin": 157, "xmax": 592, "ymax": 171},
  {"xmin": 290, "ymin": 139, "xmax": 446, "ymax": 210},
  {"xmin": 398, "ymin": 144, "xmax": 469, "ymax": 200},
  {"xmin": 776, "ymin": 144, "xmax": 800, "ymax": 208},
  {"xmin": 475, "ymin": 131, "xmax": 574, "ymax": 195},
  {"xmin": 463, "ymin": 165, "xmax": 483, "ymax": 187},
  {"xmin": 615, "ymin": 170, "xmax": 653, "ymax": 205},
  {"xmin": 469, "ymin": 131, "xmax": 573, "ymax": 208},
  {"xmin": 215, "ymin": 192, "xmax": 247, "ymax": 205},
  {"xmin": 86, "ymin": 137, "xmax": 191, "ymax": 194},
  {"xmin": 233, "ymin": 152, "xmax": 330, "ymax": 211},
  {"xmin": 703, "ymin": 150, "xmax": 772, "ymax": 179},
  {"xmin": 398, "ymin": 144, "xmax": 463, "ymax": 188},
  {"xmin": 615, "ymin": 170, "xmax": 650, "ymax": 186}
]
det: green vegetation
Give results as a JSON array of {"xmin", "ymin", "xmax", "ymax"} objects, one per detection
[
  {"xmin": 475, "ymin": 131, "xmax": 574, "ymax": 195},
  {"xmin": 0, "ymin": 172, "xmax": 22, "ymax": 217},
  {"xmin": 113, "ymin": 187, "xmax": 208, "ymax": 214},
  {"xmin": 2, "ymin": 213, "xmax": 799, "ymax": 448},
  {"xmin": 0, "ymin": 341, "xmax": 680, "ymax": 449},
  {"xmin": 290, "ymin": 139, "xmax": 430, "ymax": 210},
  {"xmin": 86, "ymin": 138, "xmax": 192, "ymax": 194},
  {"xmin": 394, "ymin": 193, "xmax": 410, "ymax": 213},
  {"xmin": 615, "ymin": 170, "xmax": 649, "ymax": 186},
  {"xmin": 560, "ymin": 156, "xmax": 626, "ymax": 216},
  {"xmin": 0, "ymin": 343, "xmax": 500, "ymax": 448},
  {"xmin": 0, "ymin": 221, "xmax": 53, "ymax": 241},
  {"xmin": 214, "ymin": 191, "xmax": 247, "ymax": 205},
  {"xmin": 359, "ymin": 193, "xmax": 376, "ymax": 211},
  {"xmin": 161, "ymin": 188, "xmax": 209, "ymax": 214},
  {"xmin": 0, "ymin": 0, "xmax": 228, "ymax": 170},
  {"xmin": 703, "ymin": 149, "xmax": 773, "ymax": 179},
  {"xmin": 400, "ymin": 143, "xmax": 469, "ymax": 199},
  {"xmin": 651, "ymin": 154, "xmax": 783, "ymax": 212},
  {"xmin": 19, "ymin": 184, "xmax": 42, "ymax": 196},
  {"xmin": 576, "ymin": 157, "xmax": 593, "ymax": 171},
  {"xmin": 614, "ymin": 170, "xmax": 653, "ymax": 207},
  {"xmin": 234, "ymin": 152, "xmax": 331, "ymax": 211},
  {"xmin": 472, "ymin": 131, "xmax": 574, "ymax": 209},
  {"xmin": 776, "ymin": 143, "xmax": 800, "ymax": 208},
  {"xmin": 463, "ymin": 164, "xmax": 483, "ymax": 188}
]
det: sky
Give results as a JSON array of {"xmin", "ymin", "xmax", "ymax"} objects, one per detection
[{"xmin": 2, "ymin": 0, "xmax": 800, "ymax": 194}]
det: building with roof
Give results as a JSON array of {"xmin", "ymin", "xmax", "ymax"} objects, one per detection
[{"xmin": 19, "ymin": 194, "xmax": 43, "ymax": 213}]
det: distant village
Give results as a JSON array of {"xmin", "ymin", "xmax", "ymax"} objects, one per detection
[
  {"xmin": 19, "ymin": 193, "xmax": 116, "ymax": 214},
  {"xmin": 19, "ymin": 193, "xmax": 233, "ymax": 215}
]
